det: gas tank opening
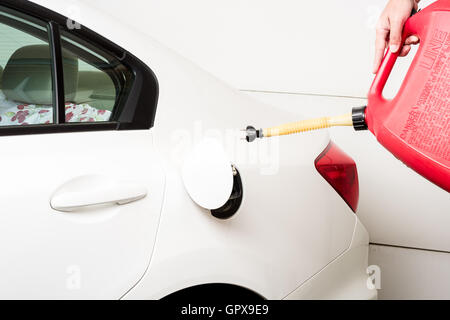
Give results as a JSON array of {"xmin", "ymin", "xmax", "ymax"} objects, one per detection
[{"xmin": 211, "ymin": 166, "xmax": 243, "ymax": 220}]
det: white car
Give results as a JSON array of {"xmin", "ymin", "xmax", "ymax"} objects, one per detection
[{"xmin": 0, "ymin": 0, "xmax": 376, "ymax": 300}]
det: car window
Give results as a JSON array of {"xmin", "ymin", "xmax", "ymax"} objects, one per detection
[
  {"xmin": 59, "ymin": 30, "xmax": 134, "ymax": 123},
  {"xmin": 0, "ymin": 1, "xmax": 156, "ymax": 135},
  {"xmin": 0, "ymin": 7, "xmax": 55, "ymax": 126}
]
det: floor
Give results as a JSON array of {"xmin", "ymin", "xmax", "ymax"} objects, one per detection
[{"xmin": 369, "ymin": 244, "xmax": 450, "ymax": 299}]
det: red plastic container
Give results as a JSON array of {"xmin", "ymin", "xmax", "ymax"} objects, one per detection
[{"xmin": 365, "ymin": 0, "xmax": 450, "ymax": 192}]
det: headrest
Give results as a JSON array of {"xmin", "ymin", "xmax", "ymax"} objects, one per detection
[{"xmin": 1, "ymin": 45, "xmax": 78, "ymax": 105}]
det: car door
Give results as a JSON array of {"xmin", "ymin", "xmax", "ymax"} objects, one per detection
[{"xmin": 0, "ymin": 4, "xmax": 164, "ymax": 299}]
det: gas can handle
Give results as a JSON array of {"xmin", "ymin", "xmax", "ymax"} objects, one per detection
[{"xmin": 368, "ymin": 13, "xmax": 420, "ymax": 106}]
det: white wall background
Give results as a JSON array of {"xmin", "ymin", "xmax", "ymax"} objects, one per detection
[
  {"xmin": 77, "ymin": 0, "xmax": 434, "ymax": 98},
  {"xmin": 77, "ymin": 0, "xmax": 449, "ymax": 299}
]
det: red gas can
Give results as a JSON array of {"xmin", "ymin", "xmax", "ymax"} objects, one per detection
[{"xmin": 365, "ymin": 0, "xmax": 450, "ymax": 192}]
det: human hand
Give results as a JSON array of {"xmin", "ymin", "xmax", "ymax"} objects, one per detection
[{"xmin": 373, "ymin": 0, "xmax": 420, "ymax": 73}]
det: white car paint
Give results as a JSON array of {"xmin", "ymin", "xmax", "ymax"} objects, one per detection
[
  {"xmin": 182, "ymin": 138, "xmax": 234, "ymax": 210},
  {"xmin": 50, "ymin": 175, "xmax": 149, "ymax": 212},
  {"xmin": 286, "ymin": 219, "xmax": 374, "ymax": 300},
  {"xmin": 0, "ymin": 130, "xmax": 165, "ymax": 299},
  {"xmin": 0, "ymin": 0, "xmax": 374, "ymax": 299}
]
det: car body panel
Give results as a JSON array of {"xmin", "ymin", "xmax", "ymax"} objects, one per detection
[
  {"xmin": 285, "ymin": 218, "xmax": 376, "ymax": 300},
  {"xmin": 0, "ymin": 130, "xmax": 165, "ymax": 299}
]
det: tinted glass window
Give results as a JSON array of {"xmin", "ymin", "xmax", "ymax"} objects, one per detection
[
  {"xmin": 59, "ymin": 30, "xmax": 134, "ymax": 123},
  {"xmin": 0, "ymin": 7, "xmax": 55, "ymax": 126}
]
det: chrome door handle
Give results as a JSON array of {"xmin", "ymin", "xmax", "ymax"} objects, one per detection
[{"xmin": 50, "ymin": 175, "xmax": 148, "ymax": 212}]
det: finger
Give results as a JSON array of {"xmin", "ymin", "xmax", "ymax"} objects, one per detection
[
  {"xmin": 399, "ymin": 44, "xmax": 411, "ymax": 57},
  {"xmin": 388, "ymin": 17, "xmax": 406, "ymax": 53},
  {"xmin": 373, "ymin": 27, "xmax": 389, "ymax": 73},
  {"xmin": 405, "ymin": 35, "xmax": 420, "ymax": 45}
]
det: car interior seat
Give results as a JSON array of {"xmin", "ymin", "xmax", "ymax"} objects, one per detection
[
  {"xmin": 1, "ymin": 44, "xmax": 116, "ymax": 111},
  {"xmin": 0, "ymin": 44, "xmax": 112, "ymax": 125},
  {"xmin": 1, "ymin": 44, "xmax": 78, "ymax": 105},
  {"xmin": 75, "ymin": 70, "xmax": 116, "ymax": 111}
]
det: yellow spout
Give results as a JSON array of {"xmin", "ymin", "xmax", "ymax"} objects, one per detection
[{"xmin": 263, "ymin": 113, "xmax": 353, "ymax": 138}]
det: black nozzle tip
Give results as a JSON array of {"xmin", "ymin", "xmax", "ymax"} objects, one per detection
[
  {"xmin": 352, "ymin": 106, "xmax": 368, "ymax": 131},
  {"xmin": 245, "ymin": 126, "xmax": 263, "ymax": 142}
]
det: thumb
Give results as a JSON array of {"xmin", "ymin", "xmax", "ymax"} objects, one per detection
[{"xmin": 389, "ymin": 18, "xmax": 405, "ymax": 53}]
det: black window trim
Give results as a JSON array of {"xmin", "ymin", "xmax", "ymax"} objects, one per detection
[
  {"xmin": 48, "ymin": 21, "xmax": 66, "ymax": 124},
  {"xmin": 0, "ymin": 0, "xmax": 159, "ymax": 136}
]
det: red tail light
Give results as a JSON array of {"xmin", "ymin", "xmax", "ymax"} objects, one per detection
[{"xmin": 315, "ymin": 142, "xmax": 359, "ymax": 212}]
